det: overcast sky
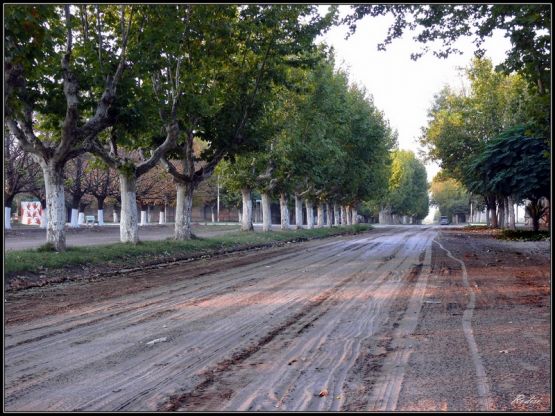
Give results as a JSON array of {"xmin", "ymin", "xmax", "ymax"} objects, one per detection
[{"xmin": 315, "ymin": 5, "xmax": 512, "ymax": 221}]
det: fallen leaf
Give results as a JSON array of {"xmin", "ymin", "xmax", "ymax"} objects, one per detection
[{"xmin": 319, "ymin": 389, "xmax": 328, "ymax": 397}]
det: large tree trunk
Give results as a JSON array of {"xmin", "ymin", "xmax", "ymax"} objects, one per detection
[
  {"xmin": 317, "ymin": 204, "xmax": 325, "ymax": 227},
  {"xmin": 241, "ymin": 188, "xmax": 254, "ymax": 231},
  {"xmin": 345, "ymin": 206, "xmax": 352, "ymax": 225},
  {"xmin": 341, "ymin": 206, "xmax": 348, "ymax": 225},
  {"xmin": 4, "ymin": 196, "xmax": 13, "ymax": 229},
  {"xmin": 280, "ymin": 193, "xmax": 289, "ymax": 230},
  {"xmin": 261, "ymin": 192, "xmax": 272, "ymax": 232},
  {"xmin": 175, "ymin": 182, "xmax": 195, "ymax": 240},
  {"xmin": 97, "ymin": 197, "xmax": 105, "ymax": 226},
  {"xmin": 305, "ymin": 199, "xmax": 314, "ymax": 229},
  {"xmin": 40, "ymin": 200, "xmax": 47, "ymax": 229},
  {"xmin": 333, "ymin": 204, "xmax": 340, "ymax": 226},
  {"xmin": 119, "ymin": 173, "xmax": 139, "ymax": 244},
  {"xmin": 507, "ymin": 196, "xmax": 516, "ymax": 230},
  {"xmin": 351, "ymin": 206, "xmax": 358, "ymax": 224},
  {"xmin": 5, "ymin": 205, "xmax": 12, "ymax": 230},
  {"xmin": 294, "ymin": 194, "xmax": 303, "ymax": 229},
  {"xmin": 140, "ymin": 203, "xmax": 148, "ymax": 226},
  {"xmin": 70, "ymin": 207, "xmax": 79, "ymax": 228},
  {"xmin": 42, "ymin": 164, "xmax": 67, "ymax": 251},
  {"xmin": 498, "ymin": 199, "xmax": 505, "ymax": 228},
  {"xmin": 78, "ymin": 201, "xmax": 86, "ymax": 226},
  {"xmin": 159, "ymin": 205, "xmax": 166, "ymax": 224},
  {"xmin": 325, "ymin": 203, "xmax": 332, "ymax": 227}
]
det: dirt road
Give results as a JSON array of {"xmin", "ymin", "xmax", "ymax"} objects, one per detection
[
  {"xmin": 4, "ymin": 223, "xmax": 241, "ymax": 251},
  {"xmin": 4, "ymin": 227, "xmax": 550, "ymax": 411}
]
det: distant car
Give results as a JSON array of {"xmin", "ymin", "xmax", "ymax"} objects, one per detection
[{"xmin": 439, "ymin": 216, "xmax": 450, "ymax": 225}]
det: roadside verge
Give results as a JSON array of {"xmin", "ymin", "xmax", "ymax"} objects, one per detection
[{"xmin": 5, "ymin": 225, "xmax": 373, "ymax": 292}]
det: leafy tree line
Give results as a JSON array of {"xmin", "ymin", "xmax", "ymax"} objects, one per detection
[
  {"xmin": 420, "ymin": 58, "xmax": 550, "ymax": 230},
  {"xmin": 218, "ymin": 51, "xmax": 402, "ymax": 231},
  {"xmin": 4, "ymin": 5, "xmax": 337, "ymax": 250},
  {"xmin": 345, "ymin": 4, "xmax": 550, "ymax": 231},
  {"xmin": 4, "ymin": 5, "xmax": 439, "ymax": 249}
]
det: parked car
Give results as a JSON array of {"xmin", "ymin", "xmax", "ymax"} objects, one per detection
[{"xmin": 439, "ymin": 216, "xmax": 450, "ymax": 225}]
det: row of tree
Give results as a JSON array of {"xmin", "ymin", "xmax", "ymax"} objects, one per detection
[
  {"xmin": 6, "ymin": 5, "xmax": 427, "ymax": 250},
  {"xmin": 216, "ymin": 52, "xmax": 401, "ymax": 232},
  {"xmin": 345, "ymin": 4, "xmax": 550, "ymax": 231},
  {"xmin": 421, "ymin": 58, "xmax": 550, "ymax": 231},
  {"xmin": 5, "ymin": 5, "xmax": 339, "ymax": 250}
]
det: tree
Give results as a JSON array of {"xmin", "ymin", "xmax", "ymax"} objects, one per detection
[
  {"xmin": 158, "ymin": 5, "xmax": 335, "ymax": 239},
  {"xmin": 430, "ymin": 175, "xmax": 470, "ymax": 222},
  {"xmin": 466, "ymin": 125, "xmax": 550, "ymax": 231},
  {"xmin": 420, "ymin": 58, "xmax": 533, "ymax": 226},
  {"xmin": 84, "ymin": 161, "xmax": 119, "ymax": 225},
  {"xmin": 5, "ymin": 5, "xmax": 134, "ymax": 250},
  {"xmin": 384, "ymin": 150, "xmax": 429, "ymax": 223}
]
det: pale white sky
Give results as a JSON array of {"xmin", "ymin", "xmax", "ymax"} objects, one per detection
[
  {"xmin": 315, "ymin": 5, "xmax": 512, "ymax": 222},
  {"xmin": 316, "ymin": 6, "xmax": 512, "ymax": 176}
]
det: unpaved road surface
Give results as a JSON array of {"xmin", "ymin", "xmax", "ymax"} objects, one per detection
[
  {"xmin": 4, "ymin": 227, "xmax": 550, "ymax": 411},
  {"xmin": 4, "ymin": 223, "xmax": 241, "ymax": 251}
]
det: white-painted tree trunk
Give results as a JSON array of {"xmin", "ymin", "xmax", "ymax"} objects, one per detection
[
  {"xmin": 43, "ymin": 165, "xmax": 67, "ymax": 251},
  {"xmin": 325, "ymin": 203, "xmax": 332, "ymax": 227},
  {"xmin": 113, "ymin": 211, "xmax": 119, "ymax": 224},
  {"xmin": 317, "ymin": 204, "xmax": 325, "ymax": 227},
  {"xmin": 119, "ymin": 173, "xmax": 139, "ymax": 244},
  {"xmin": 5, "ymin": 206, "xmax": 11, "ymax": 229},
  {"xmin": 341, "ymin": 206, "xmax": 347, "ymax": 225},
  {"xmin": 305, "ymin": 199, "xmax": 314, "ymax": 229},
  {"xmin": 261, "ymin": 192, "xmax": 272, "ymax": 232},
  {"xmin": 140, "ymin": 210, "xmax": 148, "ymax": 226},
  {"xmin": 40, "ymin": 208, "xmax": 48, "ymax": 229},
  {"xmin": 78, "ymin": 211, "xmax": 85, "ymax": 225},
  {"xmin": 345, "ymin": 206, "xmax": 352, "ymax": 225},
  {"xmin": 294, "ymin": 194, "xmax": 303, "ymax": 229},
  {"xmin": 351, "ymin": 207, "xmax": 358, "ymax": 224},
  {"xmin": 175, "ymin": 183, "xmax": 194, "ymax": 239},
  {"xmin": 211, "ymin": 207, "xmax": 215, "ymax": 223},
  {"xmin": 238, "ymin": 210, "xmax": 242, "ymax": 223},
  {"xmin": 70, "ymin": 208, "xmax": 79, "ymax": 228},
  {"xmin": 97, "ymin": 209, "xmax": 104, "ymax": 226},
  {"xmin": 508, "ymin": 196, "xmax": 516, "ymax": 230},
  {"xmin": 159, "ymin": 209, "xmax": 165, "ymax": 224},
  {"xmin": 241, "ymin": 188, "xmax": 253, "ymax": 231},
  {"xmin": 333, "ymin": 204, "xmax": 340, "ymax": 226},
  {"xmin": 279, "ymin": 193, "xmax": 289, "ymax": 230}
]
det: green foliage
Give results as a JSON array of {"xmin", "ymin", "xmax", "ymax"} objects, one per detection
[
  {"xmin": 386, "ymin": 150, "xmax": 429, "ymax": 219},
  {"xmin": 420, "ymin": 58, "xmax": 537, "ymax": 190},
  {"xmin": 465, "ymin": 125, "xmax": 550, "ymax": 201},
  {"xmin": 497, "ymin": 229, "xmax": 550, "ymax": 241},
  {"xmin": 430, "ymin": 175, "xmax": 470, "ymax": 219}
]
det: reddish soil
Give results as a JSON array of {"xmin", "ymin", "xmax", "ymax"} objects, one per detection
[{"xmin": 4, "ymin": 226, "xmax": 550, "ymax": 411}]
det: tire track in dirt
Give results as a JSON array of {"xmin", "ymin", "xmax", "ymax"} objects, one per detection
[
  {"xmin": 433, "ymin": 238, "xmax": 493, "ymax": 411},
  {"xmin": 5, "ymin": 227, "xmax": 430, "ymax": 411},
  {"xmin": 154, "ymin": 229, "xmax": 434, "ymax": 411}
]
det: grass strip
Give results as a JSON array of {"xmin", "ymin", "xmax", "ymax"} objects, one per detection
[
  {"xmin": 5, "ymin": 224, "xmax": 372, "ymax": 276},
  {"xmin": 496, "ymin": 229, "xmax": 550, "ymax": 241}
]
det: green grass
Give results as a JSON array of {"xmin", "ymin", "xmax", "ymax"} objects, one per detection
[
  {"xmin": 496, "ymin": 229, "xmax": 550, "ymax": 241},
  {"xmin": 5, "ymin": 224, "xmax": 373, "ymax": 276}
]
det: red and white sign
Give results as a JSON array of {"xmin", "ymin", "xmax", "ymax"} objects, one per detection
[{"xmin": 21, "ymin": 201, "xmax": 43, "ymax": 225}]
